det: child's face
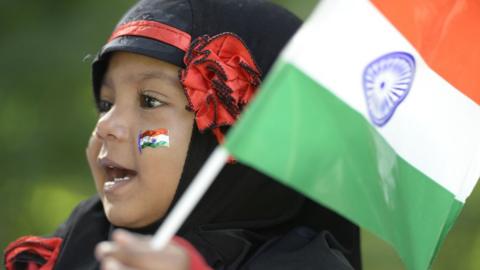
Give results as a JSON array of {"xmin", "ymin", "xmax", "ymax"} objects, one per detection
[{"xmin": 88, "ymin": 52, "xmax": 194, "ymax": 228}]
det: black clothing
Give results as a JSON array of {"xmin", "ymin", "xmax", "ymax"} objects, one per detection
[{"xmin": 51, "ymin": 194, "xmax": 358, "ymax": 270}]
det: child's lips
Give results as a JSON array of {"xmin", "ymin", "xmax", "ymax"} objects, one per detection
[
  {"xmin": 103, "ymin": 175, "xmax": 135, "ymax": 193},
  {"xmin": 98, "ymin": 157, "xmax": 138, "ymax": 193}
]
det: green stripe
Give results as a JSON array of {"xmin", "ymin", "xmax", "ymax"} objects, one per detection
[
  {"xmin": 225, "ymin": 61, "xmax": 463, "ymax": 270},
  {"xmin": 141, "ymin": 141, "xmax": 168, "ymax": 149}
]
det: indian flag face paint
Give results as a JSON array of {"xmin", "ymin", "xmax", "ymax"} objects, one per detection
[{"xmin": 138, "ymin": 128, "xmax": 170, "ymax": 152}]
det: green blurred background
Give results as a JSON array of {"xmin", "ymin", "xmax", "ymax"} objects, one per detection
[{"xmin": 1, "ymin": 1, "xmax": 479, "ymax": 269}]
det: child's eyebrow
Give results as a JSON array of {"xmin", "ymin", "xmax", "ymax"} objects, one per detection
[
  {"xmin": 136, "ymin": 71, "xmax": 179, "ymax": 85},
  {"xmin": 102, "ymin": 77, "xmax": 114, "ymax": 89},
  {"xmin": 101, "ymin": 70, "xmax": 179, "ymax": 90}
]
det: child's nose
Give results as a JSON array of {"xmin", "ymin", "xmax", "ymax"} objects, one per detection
[{"xmin": 96, "ymin": 108, "xmax": 130, "ymax": 142}]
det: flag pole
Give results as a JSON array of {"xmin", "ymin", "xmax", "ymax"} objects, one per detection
[{"xmin": 150, "ymin": 146, "xmax": 229, "ymax": 249}]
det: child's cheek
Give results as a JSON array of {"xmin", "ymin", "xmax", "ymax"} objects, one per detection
[{"xmin": 86, "ymin": 130, "xmax": 108, "ymax": 194}]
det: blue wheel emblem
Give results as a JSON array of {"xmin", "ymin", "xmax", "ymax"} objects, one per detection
[{"xmin": 362, "ymin": 52, "xmax": 416, "ymax": 127}]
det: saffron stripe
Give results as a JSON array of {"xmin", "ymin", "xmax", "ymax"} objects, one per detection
[
  {"xmin": 371, "ymin": 0, "xmax": 480, "ymax": 104},
  {"xmin": 141, "ymin": 128, "xmax": 169, "ymax": 138}
]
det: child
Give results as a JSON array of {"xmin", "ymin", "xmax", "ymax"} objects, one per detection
[{"xmin": 4, "ymin": 0, "xmax": 361, "ymax": 269}]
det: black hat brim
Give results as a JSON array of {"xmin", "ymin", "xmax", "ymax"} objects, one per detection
[{"xmin": 92, "ymin": 35, "xmax": 186, "ymax": 102}]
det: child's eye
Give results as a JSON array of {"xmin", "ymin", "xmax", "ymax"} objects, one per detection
[
  {"xmin": 140, "ymin": 94, "xmax": 164, "ymax": 109},
  {"xmin": 98, "ymin": 100, "xmax": 113, "ymax": 113}
]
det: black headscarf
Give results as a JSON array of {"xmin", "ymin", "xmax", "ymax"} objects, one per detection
[{"xmin": 53, "ymin": 1, "xmax": 362, "ymax": 269}]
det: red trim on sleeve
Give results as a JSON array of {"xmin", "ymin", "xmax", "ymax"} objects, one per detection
[
  {"xmin": 109, "ymin": 20, "xmax": 192, "ymax": 52},
  {"xmin": 4, "ymin": 236, "xmax": 63, "ymax": 270},
  {"xmin": 172, "ymin": 236, "xmax": 212, "ymax": 270}
]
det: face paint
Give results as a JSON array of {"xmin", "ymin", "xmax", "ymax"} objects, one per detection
[{"xmin": 138, "ymin": 128, "xmax": 170, "ymax": 153}]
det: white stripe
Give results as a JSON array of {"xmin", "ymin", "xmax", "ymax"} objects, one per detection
[
  {"xmin": 141, "ymin": 134, "xmax": 170, "ymax": 145},
  {"xmin": 282, "ymin": 0, "xmax": 480, "ymax": 202}
]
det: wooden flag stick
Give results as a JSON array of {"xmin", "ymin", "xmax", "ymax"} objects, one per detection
[{"xmin": 150, "ymin": 146, "xmax": 229, "ymax": 249}]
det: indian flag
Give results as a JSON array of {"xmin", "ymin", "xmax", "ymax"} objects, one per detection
[
  {"xmin": 224, "ymin": 0, "xmax": 480, "ymax": 269},
  {"xmin": 139, "ymin": 129, "xmax": 169, "ymax": 150}
]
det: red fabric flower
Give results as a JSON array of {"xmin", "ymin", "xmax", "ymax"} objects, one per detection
[
  {"xmin": 4, "ymin": 236, "xmax": 63, "ymax": 270},
  {"xmin": 180, "ymin": 33, "xmax": 261, "ymax": 144}
]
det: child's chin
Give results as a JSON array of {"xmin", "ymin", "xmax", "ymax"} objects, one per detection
[
  {"xmin": 103, "ymin": 201, "xmax": 138, "ymax": 228},
  {"xmin": 103, "ymin": 201, "xmax": 162, "ymax": 229}
]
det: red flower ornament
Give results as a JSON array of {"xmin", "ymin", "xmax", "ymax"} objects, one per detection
[
  {"xmin": 4, "ymin": 236, "xmax": 63, "ymax": 270},
  {"xmin": 180, "ymin": 33, "xmax": 261, "ymax": 144}
]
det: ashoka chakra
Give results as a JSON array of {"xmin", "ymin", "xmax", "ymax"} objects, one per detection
[{"xmin": 362, "ymin": 51, "xmax": 416, "ymax": 127}]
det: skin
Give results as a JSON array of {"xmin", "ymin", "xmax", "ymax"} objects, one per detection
[
  {"xmin": 86, "ymin": 52, "xmax": 194, "ymax": 269},
  {"xmin": 95, "ymin": 230, "xmax": 190, "ymax": 270}
]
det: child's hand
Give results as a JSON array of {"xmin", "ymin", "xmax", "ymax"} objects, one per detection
[{"xmin": 95, "ymin": 230, "xmax": 190, "ymax": 270}]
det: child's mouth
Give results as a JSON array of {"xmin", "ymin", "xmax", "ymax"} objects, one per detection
[{"xmin": 100, "ymin": 158, "xmax": 138, "ymax": 193}]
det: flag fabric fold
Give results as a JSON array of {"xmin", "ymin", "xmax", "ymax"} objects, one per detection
[{"xmin": 224, "ymin": 1, "xmax": 480, "ymax": 269}]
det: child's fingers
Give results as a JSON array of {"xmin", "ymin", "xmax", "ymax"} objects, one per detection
[
  {"xmin": 95, "ymin": 230, "xmax": 189, "ymax": 270},
  {"xmin": 95, "ymin": 241, "xmax": 116, "ymax": 260},
  {"xmin": 96, "ymin": 242, "xmax": 144, "ymax": 269},
  {"xmin": 112, "ymin": 229, "xmax": 151, "ymax": 246},
  {"xmin": 101, "ymin": 257, "xmax": 135, "ymax": 270}
]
